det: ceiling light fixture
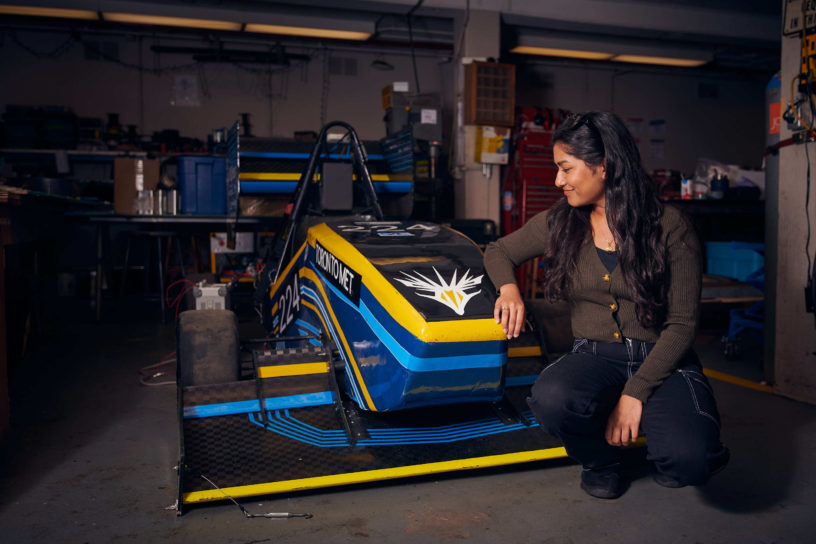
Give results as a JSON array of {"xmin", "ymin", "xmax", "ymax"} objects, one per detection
[
  {"xmin": 244, "ymin": 23, "xmax": 370, "ymax": 41},
  {"xmin": 0, "ymin": 4, "xmax": 98, "ymax": 20},
  {"xmin": 610, "ymin": 54, "xmax": 708, "ymax": 67},
  {"xmin": 510, "ymin": 46, "xmax": 613, "ymax": 61},
  {"xmin": 1, "ymin": 3, "xmax": 374, "ymax": 41},
  {"xmin": 511, "ymin": 32, "xmax": 711, "ymax": 68},
  {"xmin": 102, "ymin": 12, "xmax": 242, "ymax": 31},
  {"xmin": 371, "ymin": 59, "xmax": 395, "ymax": 71}
]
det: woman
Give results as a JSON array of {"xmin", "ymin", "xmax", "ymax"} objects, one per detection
[{"xmin": 484, "ymin": 111, "xmax": 729, "ymax": 499}]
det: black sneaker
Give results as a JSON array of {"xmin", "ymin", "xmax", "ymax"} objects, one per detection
[
  {"xmin": 580, "ymin": 466, "xmax": 623, "ymax": 499},
  {"xmin": 652, "ymin": 472, "xmax": 685, "ymax": 488}
]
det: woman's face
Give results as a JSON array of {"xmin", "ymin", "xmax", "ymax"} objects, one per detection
[{"xmin": 553, "ymin": 142, "xmax": 606, "ymax": 210}]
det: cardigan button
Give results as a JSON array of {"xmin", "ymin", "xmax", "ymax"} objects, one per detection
[
  {"xmin": 609, "ymin": 303, "xmax": 617, "ymax": 311},
  {"xmin": 613, "ymin": 331, "xmax": 621, "ymax": 339},
  {"xmin": 603, "ymin": 273, "xmax": 611, "ymax": 281}
]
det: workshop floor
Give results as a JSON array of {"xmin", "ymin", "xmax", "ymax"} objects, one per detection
[{"xmin": 1, "ymin": 295, "xmax": 814, "ymax": 543}]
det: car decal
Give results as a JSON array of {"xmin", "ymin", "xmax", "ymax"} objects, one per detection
[{"xmin": 395, "ymin": 267, "xmax": 483, "ymax": 316}]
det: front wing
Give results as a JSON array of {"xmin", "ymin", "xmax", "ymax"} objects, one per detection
[{"xmin": 176, "ymin": 343, "xmax": 567, "ymax": 512}]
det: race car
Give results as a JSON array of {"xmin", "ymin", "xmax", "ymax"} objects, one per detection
[{"xmin": 175, "ymin": 122, "xmax": 566, "ymax": 514}]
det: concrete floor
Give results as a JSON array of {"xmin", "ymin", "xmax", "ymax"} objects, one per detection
[{"xmin": 1, "ymin": 296, "xmax": 815, "ymax": 543}]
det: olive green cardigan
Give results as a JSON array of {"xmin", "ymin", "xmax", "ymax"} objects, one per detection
[{"xmin": 483, "ymin": 205, "xmax": 701, "ymax": 402}]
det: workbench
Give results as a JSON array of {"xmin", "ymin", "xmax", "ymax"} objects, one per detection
[{"xmin": 70, "ymin": 212, "xmax": 280, "ymax": 322}]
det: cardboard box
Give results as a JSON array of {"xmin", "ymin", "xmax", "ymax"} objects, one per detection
[{"xmin": 114, "ymin": 157, "xmax": 159, "ymax": 215}]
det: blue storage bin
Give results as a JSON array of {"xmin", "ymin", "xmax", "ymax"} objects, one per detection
[
  {"xmin": 705, "ymin": 241, "xmax": 764, "ymax": 282},
  {"xmin": 178, "ymin": 156, "xmax": 227, "ymax": 215}
]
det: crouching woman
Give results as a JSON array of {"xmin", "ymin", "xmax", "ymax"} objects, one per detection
[{"xmin": 484, "ymin": 111, "xmax": 729, "ymax": 499}]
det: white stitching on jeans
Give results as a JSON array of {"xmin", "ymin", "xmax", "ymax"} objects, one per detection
[
  {"xmin": 539, "ymin": 353, "xmax": 568, "ymax": 376},
  {"xmin": 678, "ymin": 369, "xmax": 719, "ymax": 427},
  {"xmin": 685, "ymin": 369, "xmax": 715, "ymax": 395}
]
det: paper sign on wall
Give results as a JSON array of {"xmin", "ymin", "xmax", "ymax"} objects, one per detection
[
  {"xmin": 421, "ymin": 108, "xmax": 437, "ymax": 125},
  {"xmin": 474, "ymin": 125, "xmax": 510, "ymax": 165},
  {"xmin": 172, "ymin": 74, "xmax": 201, "ymax": 107}
]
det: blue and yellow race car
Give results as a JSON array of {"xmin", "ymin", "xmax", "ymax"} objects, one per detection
[{"xmin": 175, "ymin": 122, "xmax": 566, "ymax": 514}]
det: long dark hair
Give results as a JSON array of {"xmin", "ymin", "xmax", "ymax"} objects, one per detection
[{"xmin": 541, "ymin": 111, "xmax": 668, "ymax": 329}]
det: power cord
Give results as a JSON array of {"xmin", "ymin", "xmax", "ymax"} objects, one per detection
[
  {"xmin": 795, "ymin": 1, "xmax": 815, "ymax": 323},
  {"xmin": 139, "ymin": 351, "xmax": 176, "ymax": 386},
  {"xmin": 166, "ymin": 278, "xmax": 197, "ymax": 319},
  {"xmin": 199, "ymin": 474, "xmax": 312, "ymax": 519},
  {"xmin": 406, "ymin": 0, "xmax": 424, "ymax": 94},
  {"xmin": 805, "ymin": 64, "xmax": 816, "ymax": 321}
]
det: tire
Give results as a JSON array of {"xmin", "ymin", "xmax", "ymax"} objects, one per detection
[{"xmin": 177, "ymin": 309, "xmax": 240, "ymax": 387}]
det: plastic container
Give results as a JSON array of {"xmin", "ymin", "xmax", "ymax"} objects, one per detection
[
  {"xmin": 709, "ymin": 174, "xmax": 728, "ymax": 199},
  {"xmin": 177, "ymin": 156, "xmax": 227, "ymax": 215},
  {"xmin": 681, "ymin": 177, "xmax": 692, "ymax": 199},
  {"xmin": 705, "ymin": 241, "xmax": 764, "ymax": 282}
]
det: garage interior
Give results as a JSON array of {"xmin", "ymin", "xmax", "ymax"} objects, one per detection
[{"xmin": 1, "ymin": 1, "xmax": 815, "ymax": 542}]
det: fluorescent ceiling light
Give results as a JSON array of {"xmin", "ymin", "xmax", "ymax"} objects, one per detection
[
  {"xmin": 512, "ymin": 31, "xmax": 711, "ymax": 68},
  {"xmin": 102, "ymin": 12, "xmax": 242, "ymax": 31},
  {"xmin": 611, "ymin": 54, "xmax": 708, "ymax": 67},
  {"xmin": 244, "ymin": 23, "xmax": 370, "ymax": 41},
  {"xmin": 510, "ymin": 46, "xmax": 613, "ymax": 61},
  {"xmin": 1, "ymin": 4, "xmax": 373, "ymax": 40},
  {"xmin": 0, "ymin": 4, "xmax": 98, "ymax": 20}
]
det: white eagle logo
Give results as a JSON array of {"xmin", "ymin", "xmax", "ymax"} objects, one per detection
[{"xmin": 395, "ymin": 267, "xmax": 483, "ymax": 315}]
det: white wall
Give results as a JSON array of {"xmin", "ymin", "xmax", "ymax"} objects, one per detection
[
  {"xmin": 516, "ymin": 62, "xmax": 768, "ymax": 174},
  {"xmin": 0, "ymin": 30, "xmax": 453, "ymax": 142}
]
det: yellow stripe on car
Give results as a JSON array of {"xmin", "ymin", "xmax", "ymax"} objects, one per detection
[
  {"xmin": 257, "ymin": 362, "xmax": 329, "ymax": 378},
  {"xmin": 307, "ymin": 223, "xmax": 506, "ymax": 344},
  {"xmin": 182, "ymin": 447, "xmax": 569, "ymax": 504}
]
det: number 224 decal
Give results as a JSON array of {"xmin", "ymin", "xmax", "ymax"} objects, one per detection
[
  {"xmin": 337, "ymin": 223, "xmax": 437, "ymax": 232},
  {"xmin": 275, "ymin": 273, "xmax": 300, "ymax": 333}
]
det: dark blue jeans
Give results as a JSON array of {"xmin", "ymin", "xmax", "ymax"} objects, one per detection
[{"xmin": 527, "ymin": 338, "xmax": 729, "ymax": 486}]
